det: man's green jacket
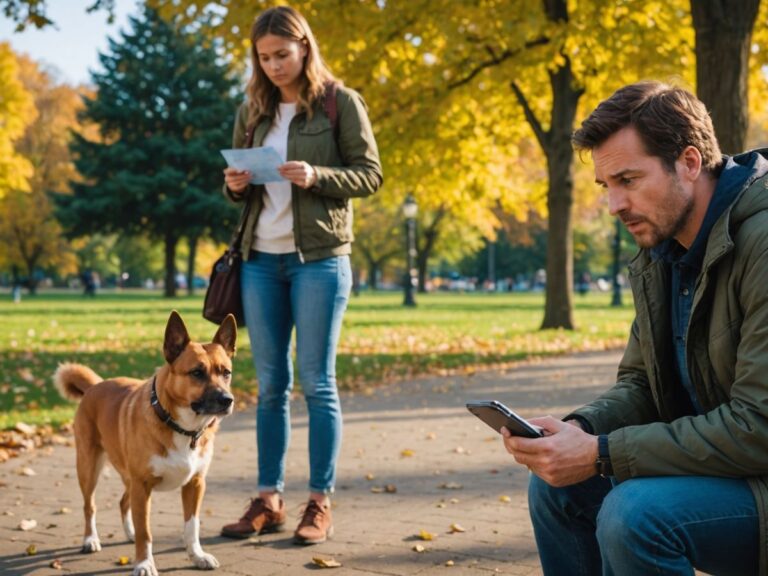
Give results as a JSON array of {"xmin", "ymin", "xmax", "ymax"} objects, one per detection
[{"xmin": 571, "ymin": 149, "xmax": 768, "ymax": 571}]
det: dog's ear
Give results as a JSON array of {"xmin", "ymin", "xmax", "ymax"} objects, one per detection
[
  {"xmin": 164, "ymin": 310, "xmax": 191, "ymax": 364},
  {"xmin": 213, "ymin": 314, "xmax": 237, "ymax": 358}
]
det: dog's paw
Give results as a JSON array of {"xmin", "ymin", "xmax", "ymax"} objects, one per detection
[
  {"xmin": 80, "ymin": 536, "xmax": 101, "ymax": 553},
  {"xmin": 132, "ymin": 559, "xmax": 158, "ymax": 576},
  {"xmin": 191, "ymin": 552, "xmax": 220, "ymax": 570}
]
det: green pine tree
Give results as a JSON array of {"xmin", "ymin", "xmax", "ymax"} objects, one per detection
[{"xmin": 58, "ymin": 6, "xmax": 241, "ymax": 296}]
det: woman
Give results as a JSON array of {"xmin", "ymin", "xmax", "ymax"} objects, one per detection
[{"xmin": 219, "ymin": 6, "xmax": 382, "ymax": 545}]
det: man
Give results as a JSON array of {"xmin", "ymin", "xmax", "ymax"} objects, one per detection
[{"xmin": 503, "ymin": 81, "xmax": 768, "ymax": 576}]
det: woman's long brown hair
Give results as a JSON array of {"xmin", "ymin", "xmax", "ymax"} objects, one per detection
[{"xmin": 247, "ymin": 6, "xmax": 336, "ymax": 127}]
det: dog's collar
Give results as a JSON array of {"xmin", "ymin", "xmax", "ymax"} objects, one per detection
[{"xmin": 150, "ymin": 376, "xmax": 207, "ymax": 449}]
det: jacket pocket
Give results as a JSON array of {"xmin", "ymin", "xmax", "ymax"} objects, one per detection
[{"xmin": 297, "ymin": 118, "xmax": 339, "ymax": 165}]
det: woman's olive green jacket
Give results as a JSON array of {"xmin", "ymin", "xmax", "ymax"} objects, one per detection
[
  {"xmin": 570, "ymin": 150, "xmax": 768, "ymax": 571},
  {"xmin": 223, "ymin": 85, "xmax": 382, "ymax": 262}
]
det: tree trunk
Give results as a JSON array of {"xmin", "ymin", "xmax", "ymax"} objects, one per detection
[
  {"xmin": 367, "ymin": 261, "xmax": 379, "ymax": 290},
  {"xmin": 186, "ymin": 235, "xmax": 197, "ymax": 296},
  {"xmin": 416, "ymin": 206, "xmax": 446, "ymax": 293},
  {"xmin": 691, "ymin": 0, "xmax": 760, "ymax": 154},
  {"xmin": 164, "ymin": 233, "xmax": 178, "ymax": 298},
  {"xmin": 540, "ymin": 59, "xmax": 581, "ymax": 330}
]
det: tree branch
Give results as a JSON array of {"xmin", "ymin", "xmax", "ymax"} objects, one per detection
[
  {"xmin": 446, "ymin": 36, "xmax": 549, "ymax": 90},
  {"xmin": 510, "ymin": 80, "xmax": 549, "ymax": 152}
]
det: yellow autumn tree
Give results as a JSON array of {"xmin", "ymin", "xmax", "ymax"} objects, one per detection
[
  {"xmin": 0, "ymin": 55, "xmax": 81, "ymax": 290},
  {"xmin": 0, "ymin": 42, "xmax": 35, "ymax": 198}
]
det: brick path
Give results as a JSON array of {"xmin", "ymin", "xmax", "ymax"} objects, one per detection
[{"xmin": 0, "ymin": 351, "xmax": 621, "ymax": 575}]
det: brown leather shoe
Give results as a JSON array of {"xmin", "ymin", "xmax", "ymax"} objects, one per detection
[
  {"xmin": 293, "ymin": 500, "xmax": 333, "ymax": 545},
  {"xmin": 221, "ymin": 498, "xmax": 286, "ymax": 539}
]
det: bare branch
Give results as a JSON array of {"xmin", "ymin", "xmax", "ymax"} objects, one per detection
[
  {"xmin": 510, "ymin": 80, "xmax": 549, "ymax": 151},
  {"xmin": 446, "ymin": 36, "xmax": 549, "ymax": 90}
]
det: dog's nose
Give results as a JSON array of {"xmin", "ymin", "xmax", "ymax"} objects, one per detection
[{"xmin": 218, "ymin": 393, "xmax": 234, "ymax": 409}]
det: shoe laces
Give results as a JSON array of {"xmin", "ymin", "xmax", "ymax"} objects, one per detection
[
  {"xmin": 241, "ymin": 498, "xmax": 266, "ymax": 522},
  {"xmin": 298, "ymin": 500, "xmax": 326, "ymax": 527}
]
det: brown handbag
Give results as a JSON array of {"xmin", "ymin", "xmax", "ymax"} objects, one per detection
[
  {"xmin": 202, "ymin": 122, "xmax": 256, "ymax": 327},
  {"xmin": 202, "ymin": 197, "xmax": 252, "ymax": 327},
  {"xmin": 202, "ymin": 83, "xmax": 339, "ymax": 328}
]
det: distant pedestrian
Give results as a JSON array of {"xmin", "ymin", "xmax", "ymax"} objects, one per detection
[
  {"xmin": 81, "ymin": 270, "xmax": 96, "ymax": 297},
  {"xmin": 219, "ymin": 5, "xmax": 382, "ymax": 546}
]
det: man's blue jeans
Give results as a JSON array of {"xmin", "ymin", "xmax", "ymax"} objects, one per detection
[
  {"xmin": 241, "ymin": 252, "xmax": 351, "ymax": 494},
  {"xmin": 529, "ymin": 473, "xmax": 759, "ymax": 575}
]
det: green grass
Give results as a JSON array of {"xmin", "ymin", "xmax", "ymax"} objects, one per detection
[{"xmin": 0, "ymin": 289, "xmax": 634, "ymax": 429}]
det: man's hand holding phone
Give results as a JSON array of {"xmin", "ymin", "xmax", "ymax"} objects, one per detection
[{"xmin": 502, "ymin": 416, "xmax": 599, "ymax": 487}]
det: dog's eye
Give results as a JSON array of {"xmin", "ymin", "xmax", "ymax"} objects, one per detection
[
  {"xmin": 222, "ymin": 369, "xmax": 232, "ymax": 378},
  {"xmin": 190, "ymin": 368, "xmax": 206, "ymax": 379}
]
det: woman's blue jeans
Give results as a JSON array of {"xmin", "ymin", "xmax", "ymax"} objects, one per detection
[
  {"xmin": 241, "ymin": 252, "xmax": 351, "ymax": 494},
  {"xmin": 528, "ymin": 473, "xmax": 759, "ymax": 575}
]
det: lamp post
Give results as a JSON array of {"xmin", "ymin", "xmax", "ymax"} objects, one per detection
[
  {"xmin": 611, "ymin": 217, "xmax": 623, "ymax": 307},
  {"xmin": 402, "ymin": 194, "xmax": 418, "ymax": 307}
]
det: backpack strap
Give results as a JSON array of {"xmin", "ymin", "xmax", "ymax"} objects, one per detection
[{"xmin": 323, "ymin": 81, "xmax": 339, "ymax": 140}]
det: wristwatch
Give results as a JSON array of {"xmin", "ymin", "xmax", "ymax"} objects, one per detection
[{"xmin": 595, "ymin": 434, "xmax": 613, "ymax": 477}]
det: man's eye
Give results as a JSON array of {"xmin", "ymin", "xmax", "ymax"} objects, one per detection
[{"xmin": 620, "ymin": 177, "xmax": 633, "ymax": 186}]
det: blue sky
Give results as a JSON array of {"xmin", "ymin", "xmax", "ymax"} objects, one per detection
[{"xmin": 0, "ymin": 0, "xmax": 140, "ymax": 85}]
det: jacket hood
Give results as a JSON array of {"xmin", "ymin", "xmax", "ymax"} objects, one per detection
[{"xmin": 726, "ymin": 148, "xmax": 768, "ymax": 227}]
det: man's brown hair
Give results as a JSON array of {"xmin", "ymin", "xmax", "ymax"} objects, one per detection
[{"xmin": 572, "ymin": 81, "xmax": 722, "ymax": 173}]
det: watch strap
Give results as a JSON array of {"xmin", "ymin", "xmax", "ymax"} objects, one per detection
[{"xmin": 596, "ymin": 434, "xmax": 613, "ymax": 477}]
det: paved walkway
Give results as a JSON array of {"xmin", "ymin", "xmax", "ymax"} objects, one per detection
[{"xmin": 0, "ymin": 351, "xmax": 622, "ymax": 575}]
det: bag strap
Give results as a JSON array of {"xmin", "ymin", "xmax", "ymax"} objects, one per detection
[
  {"xmin": 323, "ymin": 81, "xmax": 339, "ymax": 140},
  {"xmin": 228, "ymin": 123, "xmax": 257, "ymax": 252}
]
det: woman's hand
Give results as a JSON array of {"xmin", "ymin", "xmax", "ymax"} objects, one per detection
[
  {"xmin": 223, "ymin": 167, "xmax": 251, "ymax": 194},
  {"xmin": 279, "ymin": 161, "xmax": 317, "ymax": 189}
]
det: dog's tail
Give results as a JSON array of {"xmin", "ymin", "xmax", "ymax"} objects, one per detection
[{"xmin": 54, "ymin": 363, "xmax": 103, "ymax": 401}]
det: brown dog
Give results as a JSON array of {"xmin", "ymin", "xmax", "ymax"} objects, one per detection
[{"xmin": 54, "ymin": 311, "xmax": 236, "ymax": 576}]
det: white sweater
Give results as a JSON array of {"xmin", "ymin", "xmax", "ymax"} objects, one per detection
[{"xmin": 254, "ymin": 102, "xmax": 297, "ymax": 254}]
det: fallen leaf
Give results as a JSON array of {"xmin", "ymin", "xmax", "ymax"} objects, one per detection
[
  {"xmin": 400, "ymin": 449, "xmax": 415, "ymax": 457},
  {"xmin": 385, "ymin": 484, "xmax": 397, "ymax": 493},
  {"xmin": 499, "ymin": 495, "xmax": 512, "ymax": 503},
  {"xmin": 426, "ymin": 432, "xmax": 436, "ymax": 440},
  {"xmin": 312, "ymin": 556, "xmax": 342, "ymax": 568},
  {"xmin": 449, "ymin": 498, "xmax": 459, "ymax": 504},
  {"xmin": 412, "ymin": 544, "xmax": 426, "ymax": 553},
  {"xmin": 18, "ymin": 519, "xmax": 37, "ymax": 531},
  {"xmin": 19, "ymin": 467, "xmax": 36, "ymax": 477},
  {"xmin": 439, "ymin": 482, "xmax": 463, "ymax": 490},
  {"xmin": 13, "ymin": 422, "xmax": 35, "ymax": 435},
  {"xmin": 370, "ymin": 486, "xmax": 384, "ymax": 493},
  {"xmin": 55, "ymin": 507, "xmax": 71, "ymax": 515},
  {"xmin": 50, "ymin": 559, "xmax": 63, "ymax": 570},
  {"xmin": 26, "ymin": 544, "xmax": 37, "ymax": 555},
  {"xmin": 453, "ymin": 446, "xmax": 466, "ymax": 454},
  {"xmin": 365, "ymin": 473, "xmax": 375, "ymax": 481},
  {"xmin": 418, "ymin": 529, "xmax": 436, "ymax": 541},
  {"xmin": 449, "ymin": 523, "xmax": 466, "ymax": 533},
  {"xmin": 445, "ymin": 559, "xmax": 455, "ymax": 566},
  {"xmin": 116, "ymin": 556, "xmax": 130, "ymax": 566},
  {"xmin": 436, "ymin": 502, "xmax": 446, "ymax": 508}
]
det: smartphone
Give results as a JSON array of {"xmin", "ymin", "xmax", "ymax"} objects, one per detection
[{"xmin": 466, "ymin": 400, "xmax": 544, "ymax": 438}]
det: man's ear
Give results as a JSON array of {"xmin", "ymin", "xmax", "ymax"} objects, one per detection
[
  {"xmin": 213, "ymin": 314, "xmax": 237, "ymax": 358},
  {"xmin": 677, "ymin": 145, "xmax": 703, "ymax": 182},
  {"xmin": 164, "ymin": 310, "xmax": 190, "ymax": 364}
]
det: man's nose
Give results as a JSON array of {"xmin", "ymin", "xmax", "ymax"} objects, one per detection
[{"xmin": 607, "ymin": 189, "xmax": 628, "ymax": 216}]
